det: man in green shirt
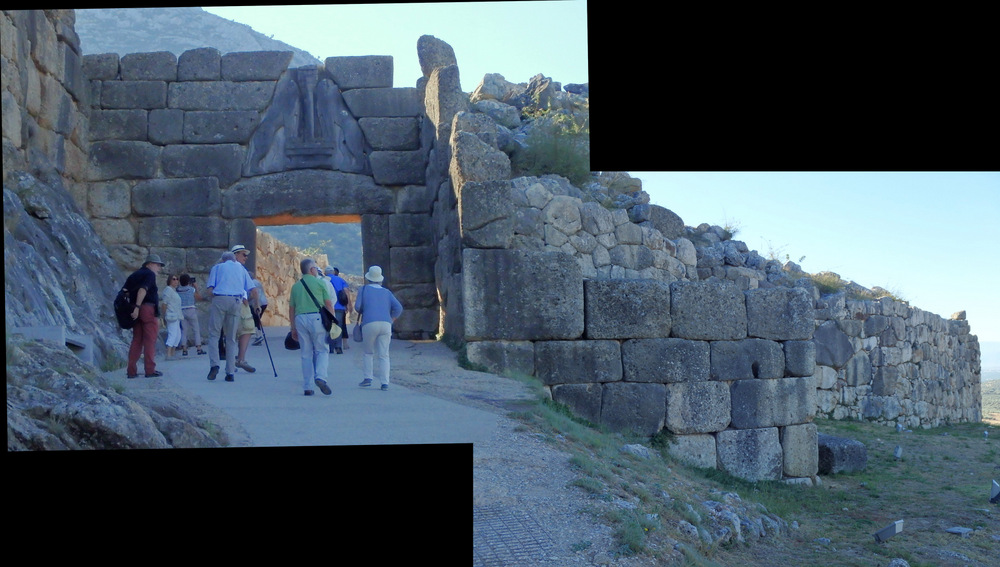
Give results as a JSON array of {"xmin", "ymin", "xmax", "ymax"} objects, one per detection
[{"xmin": 288, "ymin": 258, "xmax": 335, "ymax": 396}]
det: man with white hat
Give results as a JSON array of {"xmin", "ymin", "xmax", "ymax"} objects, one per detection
[{"xmin": 205, "ymin": 248, "xmax": 257, "ymax": 382}]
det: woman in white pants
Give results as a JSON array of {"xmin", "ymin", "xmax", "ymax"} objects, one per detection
[{"xmin": 354, "ymin": 266, "xmax": 403, "ymax": 391}]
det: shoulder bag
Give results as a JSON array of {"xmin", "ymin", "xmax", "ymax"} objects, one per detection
[
  {"xmin": 300, "ymin": 278, "xmax": 339, "ymax": 339},
  {"xmin": 352, "ymin": 286, "xmax": 365, "ymax": 342}
]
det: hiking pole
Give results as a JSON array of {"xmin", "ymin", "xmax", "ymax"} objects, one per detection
[{"xmin": 253, "ymin": 308, "xmax": 277, "ymax": 377}]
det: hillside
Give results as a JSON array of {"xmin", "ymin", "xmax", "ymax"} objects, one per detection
[
  {"xmin": 258, "ymin": 222, "xmax": 363, "ymax": 277},
  {"xmin": 74, "ymin": 7, "xmax": 321, "ymax": 67}
]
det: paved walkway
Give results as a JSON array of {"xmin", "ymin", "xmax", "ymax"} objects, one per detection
[{"xmin": 116, "ymin": 326, "xmax": 502, "ymax": 447}]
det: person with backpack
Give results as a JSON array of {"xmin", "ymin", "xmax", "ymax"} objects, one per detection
[{"xmin": 123, "ymin": 254, "xmax": 166, "ymax": 378}]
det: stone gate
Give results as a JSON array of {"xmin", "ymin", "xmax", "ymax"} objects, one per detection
[{"xmin": 82, "ymin": 48, "xmax": 448, "ymax": 339}]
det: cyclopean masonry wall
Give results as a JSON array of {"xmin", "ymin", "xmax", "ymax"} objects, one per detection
[{"xmin": 80, "ymin": 45, "xmax": 441, "ymax": 339}]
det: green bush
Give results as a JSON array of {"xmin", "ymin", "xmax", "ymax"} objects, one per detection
[{"xmin": 513, "ymin": 111, "xmax": 590, "ymax": 186}]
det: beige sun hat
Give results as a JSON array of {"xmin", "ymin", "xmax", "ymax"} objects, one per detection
[{"xmin": 364, "ymin": 265, "xmax": 384, "ymax": 283}]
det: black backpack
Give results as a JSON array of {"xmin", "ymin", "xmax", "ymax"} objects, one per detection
[{"xmin": 114, "ymin": 286, "xmax": 134, "ymax": 329}]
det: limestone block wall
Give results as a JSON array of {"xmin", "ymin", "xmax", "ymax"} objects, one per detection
[
  {"xmin": 2, "ymin": 10, "xmax": 91, "ymax": 206},
  {"xmin": 253, "ymin": 229, "xmax": 328, "ymax": 328},
  {"xmin": 813, "ymin": 294, "xmax": 982, "ymax": 428},
  {"xmin": 78, "ymin": 45, "xmax": 441, "ymax": 339}
]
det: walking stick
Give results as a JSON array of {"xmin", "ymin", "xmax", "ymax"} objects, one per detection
[{"xmin": 253, "ymin": 308, "xmax": 277, "ymax": 377}]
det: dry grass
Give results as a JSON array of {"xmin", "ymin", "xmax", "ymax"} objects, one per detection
[{"xmin": 983, "ymin": 380, "xmax": 1000, "ymax": 426}]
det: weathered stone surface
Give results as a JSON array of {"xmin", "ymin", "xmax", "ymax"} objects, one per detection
[
  {"xmin": 87, "ymin": 180, "xmax": 130, "ymax": 218},
  {"xmin": 667, "ymin": 434, "xmax": 717, "ymax": 468},
  {"xmin": 221, "ymin": 51, "xmax": 291, "ymax": 81},
  {"xmin": 417, "ymin": 34, "xmax": 457, "ymax": 77},
  {"xmin": 132, "ymin": 177, "xmax": 220, "ymax": 217},
  {"xmin": 224, "ymin": 169, "xmax": 392, "ymax": 218},
  {"xmin": 585, "ymin": 279, "xmax": 671, "ymax": 339},
  {"xmin": 664, "ymin": 381, "xmax": 731, "ymax": 434},
  {"xmin": 120, "ymin": 51, "xmax": 176, "ymax": 81},
  {"xmin": 147, "ymin": 108, "xmax": 183, "ymax": 145},
  {"xmin": 872, "ymin": 365, "xmax": 899, "ymax": 396},
  {"xmin": 465, "ymin": 340, "xmax": 535, "ymax": 377},
  {"xmin": 450, "ymin": 131, "xmax": 511, "ymax": 188},
  {"xmin": 177, "ymin": 47, "xmax": 221, "ymax": 81},
  {"xmin": 88, "ymin": 140, "xmax": 158, "ymax": 180},
  {"xmin": 784, "ymin": 340, "xmax": 816, "ymax": 377},
  {"xmin": 730, "ymin": 376, "xmax": 816, "ymax": 428},
  {"xmin": 670, "ymin": 280, "xmax": 747, "ymax": 340},
  {"xmin": 342, "ymin": 87, "xmax": 422, "ymax": 117},
  {"xmin": 182, "ymin": 110, "xmax": 259, "ymax": 144},
  {"xmin": 326, "ymin": 55, "xmax": 393, "ymax": 89},
  {"xmin": 745, "ymin": 287, "xmax": 814, "ymax": 340},
  {"xmin": 359, "ymin": 117, "xmax": 420, "ymax": 151},
  {"xmin": 369, "ymin": 150, "xmax": 426, "ymax": 186},
  {"xmin": 89, "ymin": 109, "xmax": 147, "ymax": 141},
  {"xmin": 425, "ymin": 65, "xmax": 468, "ymax": 131},
  {"xmin": 534, "ymin": 340, "xmax": 622, "ymax": 386},
  {"xmin": 459, "ymin": 180, "xmax": 513, "ymax": 248},
  {"xmin": 389, "ymin": 213, "xmax": 433, "ymax": 247},
  {"xmin": 390, "ymin": 246, "xmax": 435, "ymax": 284},
  {"xmin": 782, "ymin": 423, "xmax": 818, "ymax": 478},
  {"xmin": 600, "ymin": 382, "xmax": 666, "ymax": 436},
  {"xmin": 844, "ymin": 350, "xmax": 873, "ymax": 387},
  {"xmin": 137, "ymin": 216, "xmax": 229, "ymax": 248},
  {"xmin": 463, "ymin": 248, "xmax": 584, "ymax": 341},
  {"xmin": 162, "ymin": 143, "xmax": 243, "ymax": 187},
  {"xmin": 100, "ymin": 80, "xmax": 167, "ymax": 109},
  {"xmin": 622, "ymin": 338, "xmax": 710, "ymax": 383},
  {"xmin": 711, "ymin": 339, "xmax": 785, "ymax": 381},
  {"xmin": 814, "ymin": 320, "xmax": 854, "ymax": 369},
  {"xmin": 551, "ymin": 383, "xmax": 602, "ymax": 425},
  {"xmin": 82, "ymin": 52, "xmax": 119, "ymax": 80},
  {"xmin": 647, "ymin": 204, "xmax": 685, "ymax": 239},
  {"xmin": 717, "ymin": 427, "xmax": 784, "ymax": 482},
  {"xmin": 817, "ymin": 434, "xmax": 867, "ymax": 474},
  {"xmin": 167, "ymin": 81, "xmax": 276, "ymax": 111}
]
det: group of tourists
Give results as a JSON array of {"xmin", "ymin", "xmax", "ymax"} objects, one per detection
[{"xmin": 120, "ymin": 245, "xmax": 402, "ymax": 396}]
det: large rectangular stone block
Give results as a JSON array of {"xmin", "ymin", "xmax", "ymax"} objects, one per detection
[
  {"xmin": 584, "ymin": 279, "xmax": 671, "ymax": 339},
  {"xmin": 551, "ymin": 383, "xmax": 602, "ymax": 425},
  {"xmin": 369, "ymin": 150, "xmax": 427, "ymax": 185},
  {"xmin": 342, "ymin": 87, "xmax": 422, "ymax": 117},
  {"xmin": 622, "ymin": 338, "xmax": 710, "ymax": 383},
  {"xmin": 389, "ymin": 246, "xmax": 435, "ymax": 284},
  {"xmin": 325, "ymin": 56, "xmax": 393, "ymax": 89},
  {"xmin": 388, "ymin": 213, "xmax": 433, "ymax": 247},
  {"xmin": 670, "ymin": 280, "xmax": 747, "ymax": 340},
  {"xmin": 182, "ymin": 110, "xmax": 260, "ymax": 144},
  {"xmin": 463, "ymin": 248, "xmax": 584, "ymax": 341},
  {"xmin": 465, "ymin": 340, "xmax": 535, "ymax": 377},
  {"xmin": 730, "ymin": 376, "xmax": 816, "ymax": 428},
  {"xmin": 711, "ymin": 338, "xmax": 785, "ymax": 380},
  {"xmin": 221, "ymin": 51, "xmax": 292, "ymax": 81},
  {"xmin": 784, "ymin": 340, "xmax": 816, "ymax": 377},
  {"xmin": 120, "ymin": 51, "xmax": 176, "ymax": 81},
  {"xmin": 100, "ymin": 80, "xmax": 167, "ymax": 109},
  {"xmin": 89, "ymin": 109, "xmax": 147, "ymax": 141},
  {"xmin": 459, "ymin": 180, "xmax": 514, "ymax": 250},
  {"xmin": 132, "ymin": 177, "xmax": 220, "ymax": 217},
  {"xmin": 88, "ymin": 140, "xmax": 159, "ymax": 181},
  {"xmin": 161, "ymin": 143, "xmax": 244, "ymax": 187},
  {"xmin": 168, "ymin": 81, "xmax": 276, "ymax": 111},
  {"xmin": 534, "ymin": 340, "xmax": 622, "ymax": 386},
  {"xmin": 781, "ymin": 423, "xmax": 818, "ymax": 478},
  {"xmin": 717, "ymin": 427, "xmax": 784, "ymax": 481},
  {"xmin": 664, "ymin": 381, "xmax": 731, "ymax": 434},
  {"xmin": 177, "ymin": 47, "xmax": 221, "ymax": 81},
  {"xmin": 137, "ymin": 216, "xmax": 229, "ymax": 248},
  {"xmin": 666, "ymin": 434, "xmax": 717, "ymax": 469},
  {"xmin": 600, "ymin": 382, "xmax": 665, "ymax": 436},
  {"xmin": 359, "ymin": 117, "xmax": 420, "ymax": 150},
  {"xmin": 745, "ymin": 287, "xmax": 814, "ymax": 340}
]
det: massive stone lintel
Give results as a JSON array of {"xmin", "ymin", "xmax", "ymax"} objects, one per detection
[{"xmin": 223, "ymin": 169, "xmax": 392, "ymax": 218}]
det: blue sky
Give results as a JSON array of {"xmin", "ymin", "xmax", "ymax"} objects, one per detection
[
  {"xmin": 202, "ymin": 1, "xmax": 589, "ymax": 93},
  {"xmin": 632, "ymin": 172, "xmax": 1000, "ymax": 345}
]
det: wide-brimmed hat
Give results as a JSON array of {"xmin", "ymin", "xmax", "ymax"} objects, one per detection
[
  {"xmin": 324, "ymin": 266, "xmax": 335, "ymax": 275},
  {"xmin": 230, "ymin": 244, "xmax": 249, "ymax": 254},
  {"xmin": 364, "ymin": 265, "xmax": 384, "ymax": 283},
  {"xmin": 144, "ymin": 254, "xmax": 165, "ymax": 266}
]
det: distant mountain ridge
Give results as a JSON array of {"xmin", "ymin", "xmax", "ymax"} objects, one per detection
[{"xmin": 74, "ymin": 7, "xmax": 322, "ymax": 67}]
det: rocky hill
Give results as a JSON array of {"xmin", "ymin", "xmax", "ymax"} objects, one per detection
[{"xmin": 74, "ymin": 7, "xmax": 322, "ymax": 67}]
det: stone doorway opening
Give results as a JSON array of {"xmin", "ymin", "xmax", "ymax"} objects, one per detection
[{"xmin": 251, "ymin": 213, "xmax": 363, "ymax": 328}]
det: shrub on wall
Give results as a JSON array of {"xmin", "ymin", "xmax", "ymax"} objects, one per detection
[{"xmin": 513, "ymin": 110, "xmax": 590, "ymax": 186}]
